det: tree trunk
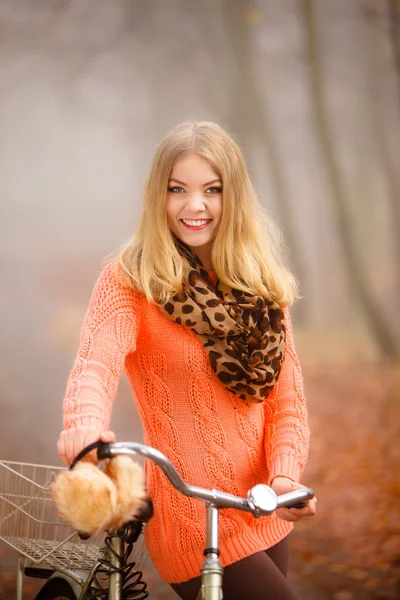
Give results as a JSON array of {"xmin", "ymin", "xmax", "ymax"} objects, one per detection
[
  {"xmin": 300, "ymin": 0, "xmax": 399, "ymax": 358},
  {"xmin": 387, "ymin": 0, "xmax": 400, "ymax": 101},
  {"xmin": 222, "ymin": 0, "xmax": 308, "ymax": 321},
  {"xmin": 365, "ymin": 5, "xmax": 400, "ymax": 298}
]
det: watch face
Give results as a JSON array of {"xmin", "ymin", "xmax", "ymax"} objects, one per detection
[{"xmin": 250, "ymin": 485, "xmax": 277, "ymax": 512}]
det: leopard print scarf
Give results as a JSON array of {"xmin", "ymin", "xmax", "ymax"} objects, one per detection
[{"xmin": 159, "ymin": 240, "xmax": 286, "ymax": 403}]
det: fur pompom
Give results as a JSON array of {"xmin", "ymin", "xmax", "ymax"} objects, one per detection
[
  {"xmin": 52, "ymin": 462, "xmax": 117, "ymax": 534},
  {"xmin": 104, "ymin": 456, "xmax": 146, "ymax": 529},
  {"xmin": 51, "ymin": 457, "xmax": 146, "ymax": 535}
]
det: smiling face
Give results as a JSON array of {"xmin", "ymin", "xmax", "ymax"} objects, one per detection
[{"xmin": 166, "ymin": 153, "xmax": 223, "ymax": 269}]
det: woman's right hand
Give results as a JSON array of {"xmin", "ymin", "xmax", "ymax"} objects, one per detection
[{"xmin": 57, "ymin": 428, "xmax": 116, "ymax": 466}]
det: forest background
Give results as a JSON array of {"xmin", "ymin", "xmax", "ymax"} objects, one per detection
[{"xmin": 0, "ymin": 1, "xmax": 399, "ymax": 599}]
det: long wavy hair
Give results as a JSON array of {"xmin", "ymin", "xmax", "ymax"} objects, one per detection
[{"xmin": 117, "ymin": 121, "xmax": 298, "ymax": 307}]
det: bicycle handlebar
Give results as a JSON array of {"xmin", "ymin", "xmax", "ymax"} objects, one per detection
[{"xmin": 96, "ymin": 441, "xmax": 314, "ymax": 517}]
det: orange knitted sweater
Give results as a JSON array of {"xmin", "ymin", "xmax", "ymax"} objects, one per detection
[{"xmin": 63, "ymin": 262, "xmax": 310, "ymax": 583}]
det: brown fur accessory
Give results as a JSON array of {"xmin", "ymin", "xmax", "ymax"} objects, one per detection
[{"xmin": 51, "ymin": 456, "xmax": 146, "ymax": 535}]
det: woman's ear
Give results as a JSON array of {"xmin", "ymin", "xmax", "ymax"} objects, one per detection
[{"xmin": 52, "ymin": 462, "xmax": 117, "ymax": 535}]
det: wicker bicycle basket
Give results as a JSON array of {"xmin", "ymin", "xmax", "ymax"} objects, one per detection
[{"xmin": 0, "ymin": 460, "xmax": 106, "ymax": 571}]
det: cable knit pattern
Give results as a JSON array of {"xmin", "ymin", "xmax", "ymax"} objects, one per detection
[
  {"xmin": 62, "ymin": 262, "xmax": 310, "ymax": 583},
  {"xmin": 184, "ymin": 341, "xmax": 239, "ymax": 494},
  {"xmin": 231, "ymin": 394, "xmax": 264, "ymax": 483},
  {"xmin": 136, "ymin": 353, "xmax": 204, "ymax": 558},
  {"xmin": 265, "ymin": 307, "xmax": 309, "ymax": 484},
  {"xmin": 184, "ymin": 340, "xmax": 243, "ymax": 540}
]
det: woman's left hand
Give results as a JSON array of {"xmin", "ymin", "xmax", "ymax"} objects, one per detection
[{"xmin": 271, "ymin": 476, "xmax": 317, "ymax": 522}]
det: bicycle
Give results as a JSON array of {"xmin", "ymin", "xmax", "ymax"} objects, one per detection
[{"xmin": 0, "ymin": 441, "xmax": 314, "ymax": 600}]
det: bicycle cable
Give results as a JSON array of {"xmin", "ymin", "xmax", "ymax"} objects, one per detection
[{"xmin": 86, "ymin": 535, "xmax": 148, "ymax": 600}]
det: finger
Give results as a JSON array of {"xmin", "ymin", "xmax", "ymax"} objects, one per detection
[
  {"xmin": 276, "ymin": 508, "xmax": 298, "ymax": 522},
  {"xmin": 276, "ymin": 500, "xmax": 316, "ymax": 521},
  {"xmin": 57, "ymin": 433, "xmax": 69, "ymax": 466},
  {"xmin": 288, "ymin": 504, "xmax": 316, "ymax": 518},
  {"xmin": 300, "ymin": 497, "xmax": 317, "ymax": 514},
  {"xmin": 57, "ymin": 428, "xmax": 111, "ymax": 466},
  {"xmin": 71, "ymin": 431, "xmax": 84, "ymax": 464},
  {"xmin": 72, "ymin": 430, "xmax": 92, "ymax": 463},
  {"xmin": 81, "ymin": 430, "xmax": 100, "ymax": 463},
  {"xmin": 63, "ymin": 431, "xmax": 77, "ymax": 466},
  {"xmin": 309, "ymin": 498, "xmax": 317, "ymax": 512},
  {"xmin": 100, "ymin": 430, "xmax": 116, "ymax": 443}
]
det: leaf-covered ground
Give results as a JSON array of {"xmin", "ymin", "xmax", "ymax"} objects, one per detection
[
  {"xmin": 1, "ymin": 360, "xmax": 399, "ymax": 599},
  {"xmin": 290, "ymin": 359, "xmax": 400, "ymax": 599}
]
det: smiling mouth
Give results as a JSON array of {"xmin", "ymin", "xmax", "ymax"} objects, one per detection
[{"xmin": 180, "ymin": 219, "xmax": 212, "ymax": 230}]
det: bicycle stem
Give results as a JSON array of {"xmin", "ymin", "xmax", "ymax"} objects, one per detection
[
  {"xmin": 108, "ymin": 535, "xmax": 124, "ymax": 600},
  {"xmin": 206, "ymin": 504, "xmax": 219, "ymax": 552},
  {"xmin": 199, "ymin": 504, "xmax": 223, "ymax": 600}
]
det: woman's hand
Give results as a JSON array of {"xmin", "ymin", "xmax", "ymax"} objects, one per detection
[
  {"xmin": 57, "ymin": 428, "xmax": 116, "ymax": 466},
  {"xmin": 271, "ymin": 476, "xmax": 316, "ymax": 522}
]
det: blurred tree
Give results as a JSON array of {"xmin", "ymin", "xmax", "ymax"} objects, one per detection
[
  {"xmin": 387, "ymin": 0, "xmax": 400, "ymax": 96},
  {"xmin": 223, "ymin": 0, "xmax": 308, "ymax": 321},
  {"xmin": 301, "ymin": 0, "xmax": 399, "ymax": 358},
  {"xmin": 364, "ymin": 2, "xmax": 400, "ymax": 301}
]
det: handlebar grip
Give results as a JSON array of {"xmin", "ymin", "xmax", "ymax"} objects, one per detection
[
  {"xmin": 276, "ymin": 487, "xmax": 315, "ymax": 509},
  {"xmin": 69, "ymin": 441, "xmax": 113, "ymax": 470},
  {"xmin": 97, "ymin": 442, "xmax": 113, "ymax": 460},
  {"xmin": 291, "ymin": 500, "xmax": 309, "ymax": 509}
]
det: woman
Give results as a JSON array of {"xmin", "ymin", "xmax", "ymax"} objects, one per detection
[{"xmin": 57, "ymin": 121, "xmax": 315, "ymax": 600}]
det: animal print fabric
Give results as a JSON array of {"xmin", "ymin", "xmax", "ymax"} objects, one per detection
[{"xmin": 159, "ymin": 242, "xmax": 286, "ymax": 403}]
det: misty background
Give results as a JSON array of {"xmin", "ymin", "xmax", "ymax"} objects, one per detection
[{"xmin": 0, "ymin": 1, "xmax": 399, "ymax": 599}]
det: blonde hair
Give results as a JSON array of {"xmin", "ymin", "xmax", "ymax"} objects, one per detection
[{"xmin": 117, "ymin": 121, "xmax": 298, "ymax": 307}]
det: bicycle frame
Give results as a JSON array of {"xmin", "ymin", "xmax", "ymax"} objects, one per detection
[
  {"xmin": 198, "ymin": 503, "xmax": 223, "ymax": 600},
  {"xmin": 97, "ymin": 441, "xmax": 313, "ymax": 600},
  {"xmin": 15, "ymin": 555, "xmax": 96, "ymax": 600},
  {"xmin": 6, "ymin": 443, "xmax": 313, "ymax": 600},
  {"xmin": 15, "ymin": 528, "xmax": 143, "ymax": 600}
]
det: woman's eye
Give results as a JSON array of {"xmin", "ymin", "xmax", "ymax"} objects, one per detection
[
  {"xmin": 206, "ymin": 187, "xmax": 222, "ymax": 194},
  {"xmin": 168, "ymin": 186, "xmax": 184, "ymax": 193}
]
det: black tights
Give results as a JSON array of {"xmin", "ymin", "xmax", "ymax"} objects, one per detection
[{"xmin": 170, "ymin": 536, "xmax": 300, "ymax": 600}]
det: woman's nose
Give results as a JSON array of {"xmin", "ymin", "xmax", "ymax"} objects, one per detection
[{"xmin": 186, "ymin": 191, "xmax": 206, "ymax": 211}]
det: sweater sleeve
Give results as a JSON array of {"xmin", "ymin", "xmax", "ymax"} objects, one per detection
[
  {"xmin": 264, "ymin": 307, "xmax": 310, "ymax": 484},
  {"xmin": 63, "ymin": 261, "xmax": 144, "ymax": 431}
]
